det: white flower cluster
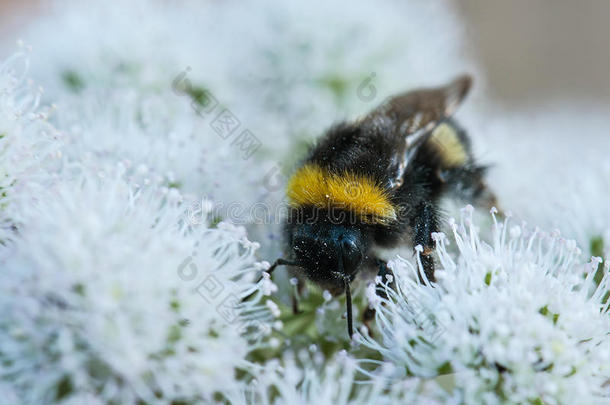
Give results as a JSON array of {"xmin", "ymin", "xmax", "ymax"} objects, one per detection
[
  {"xmin": 227, "ymin": 350, "xmax": 443, "ymax": 405},
  {"xmin": 0, "ymin": 172, "xmax": 278, "ymax": 403},
  {"xmin": 360, "ymin": 208, "xmax": 610, "ymax": 404},
  {"xmin": 1, "ymin": 0, "xmax": 609, "ymax": 404},
  {"xmin": 0, "ymin": 49, "xmax": 62, "ymax": 247},
  {"xmin": 0, "ymin": 53, "xmax": 275, "ymax": 404}
]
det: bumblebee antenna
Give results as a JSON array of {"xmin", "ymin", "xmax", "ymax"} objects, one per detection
[
  {"xmin": 265, "ymin": 258, "xmax": 298, "ymax": 277},
  {"xmin": 242, "ymin": 258, "xmax": 298, "ymax": 303},
  {"xmin": 344, "ymin": 278, "xmax": 354, "ymax": 339}
]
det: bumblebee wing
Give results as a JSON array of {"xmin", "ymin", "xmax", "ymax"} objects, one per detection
[
  {"xmin": 367, "ymin": 74, "xmax": 472, "ymax": 138},
  {"xmin": 364, "ymin": 74, "xmax": 472, "ymax": 188}
]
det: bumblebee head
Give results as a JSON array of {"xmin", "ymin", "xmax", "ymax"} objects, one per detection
[
  {"xmin": 290, "ymin": 221, "xmax": 368, "ymax": 282},
  {"xmin": 285, "ymin": 219, "xmax": 369, "ymax": 338}
]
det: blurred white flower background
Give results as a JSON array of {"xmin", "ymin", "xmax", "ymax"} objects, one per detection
[{"xmin": 0, "ymin": 0, "xmax": 608, "ymax": 404}]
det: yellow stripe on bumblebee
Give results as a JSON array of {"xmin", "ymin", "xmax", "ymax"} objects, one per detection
[
  {"xmin": 429, "ymin": 122, "xmax": 468, "ymax": 167},
  {"xmin": 286, "ymin": 164, "xmax": 397, "ymax": 223}
]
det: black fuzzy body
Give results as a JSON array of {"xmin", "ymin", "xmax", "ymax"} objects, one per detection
[
  {"xmin": 274, "ymin": 76, "xmax": 495, "ymax": 337},
  {"xmin": 284, "ymin": 115, "xmax": 492, "ymax": 290}
]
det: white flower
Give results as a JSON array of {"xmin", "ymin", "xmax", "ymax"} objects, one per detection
[
  {"xmin": 227, "ymin": 350, "xmax": 443, "ymax": 405},
  {"xmin": 0, "ymin": 50, "xmax": 62, "ymax": 248},
  {"xmin": 360, "ymin": 209, "xmax": 610, "ymax": 404},
  {"xmin": 0, "ymin": 169, "xmax": 274, "ymax": 404}
]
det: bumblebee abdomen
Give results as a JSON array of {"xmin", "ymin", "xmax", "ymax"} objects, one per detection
[{"xmin": 426, "ymin": 119, "xmax": 471, "ymax": 168}]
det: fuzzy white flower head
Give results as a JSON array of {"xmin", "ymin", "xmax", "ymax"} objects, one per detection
[
  {"xmin": 13, "ymin": 1, "xmax": 264, "ymax": 215},
  {"xmin": 361, "ymin": 209, "xmax": 610, "ymax": 404},
  {"xmin": 227, "ymin": 351, "xmax": 443, "ymax": 405},
  {"xmin": 0, "ymin": 169, "xmax": 273, "ymax": 404},
  {"xmin": 0, "ymin": 50, "xmax": 61, "ymax": 247}
]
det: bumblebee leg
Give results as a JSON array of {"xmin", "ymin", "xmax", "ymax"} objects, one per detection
[
  {"xmin": 474, "ymin": 179, "xmax": 501, "ymax": 213},
  {"xmin": 374, "ymin": 259, "xmax": 395, "ymax": 298},
  {"xmin": 291, "ymin": 295, "xmax": 300, "ymax": 314},
  {"xmin": 411, "ymin": 201, "xmax": 439, "ymax": 283},
  {"xmin": 444, "ymin": 165, "xmax": 501, "ymax": 213},
  {"xmin": 466, "ymin": 174, "xmax": 504, "ymax": 217},
  {"xmin": 362, "ymin": 259, "xmax": 396, "ymax": 336},
  {"xmin": 362, "ymin": 307, "xmax": 376, "ymax": 336},
  {"xmin": 291, "ymin": 277, "xmax": 305, "ymax": 314}
]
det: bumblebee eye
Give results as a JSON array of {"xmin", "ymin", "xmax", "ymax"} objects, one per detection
[{"xmin": 341, "ymin": 238, "xmax": 362, "ymax": 275}]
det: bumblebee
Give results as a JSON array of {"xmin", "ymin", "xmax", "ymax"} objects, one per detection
[{"xmin": 267, "ymin": 75, "xmax": 497, "ymax": 337}]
